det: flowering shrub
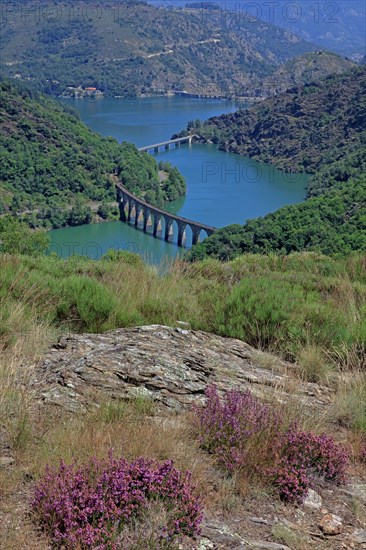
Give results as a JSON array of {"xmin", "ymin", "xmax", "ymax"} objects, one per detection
[
  {"xmin": 194, "ymin": 385, "xmax": 277, "ymax": 472},
  {"xmin": 271, "ymin": 427, "xmax": 350, "ymax": 502},
  {"xmin": 195, "ymin": 385, "xmax": 349, "ymax": 503},
  {"xmin": 32, "ymin": 454, "xmax": 203, "ymax": 549}
]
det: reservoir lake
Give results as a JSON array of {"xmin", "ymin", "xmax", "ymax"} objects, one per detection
[{"xmin": 50, "ymin": 96, "xmax": 307, "ymax": 263}]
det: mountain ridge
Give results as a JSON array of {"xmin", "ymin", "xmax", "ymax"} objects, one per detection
[
  {"xmin": 190, "ymin": 66, "xmax": 366, "ymax": 176},
  {"xmin": 161, "ymin": 0, "xmax": 366, "ymax": 59},
  {"xmin": 0, "ymin": 0, "xmax": 336, "ymax": 98}
]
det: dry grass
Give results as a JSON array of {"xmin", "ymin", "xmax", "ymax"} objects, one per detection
[
  {"xmin": 0, "ymin": 311, "xmax": 57, "ymax": 453},
  {"xmin": 1, "ymin": 252, "xmax": 366, "ymax": 367},
  {"xmin": 23, "ymin": 405, "xmax": 216, "ymax": 503},
  {"xmin": 250, "ymin": 350, "xmax": 284, "ymax": 372},
  {"xmin": 117, "ymin": 500, "xmax": 179, "ymax": 549},
  {"xmin": 0, "ymin": 395, "xmax": 219, "ymax": 549},
  {"xmin": 0, "ymin": 360, "xmax": 364, "ymax": 549},
  {"xmin": 0, "ymin": 500, "xmax": 50, "ymax": 550},
  {"xmin": 296, "ymin": 345, "xmax": 335, "ymax": 384},
  {"xmin": 0, "ymin": 308, "xmax": 59, "ymax": 549},
  {"xmin": 334, "ymin": 369, "xmax": 366, "ymax": 433},
  {"xmin": 271, "ymin": 523, "xmax": 314, "ymax": 550},
  {"xmin": 0, "ymin": 363, "xmax": 46, "ymax": 461},
  {"xmin": 329, "ymin": 342, "xmax": 366, "ymax": 372},
  {"xmin": 350, "ymin": 495, "xmax": 365, "ymax": 523},
  {"xmin": 99, "ymin": 258, "xmax": 224, "ymax": 333}
]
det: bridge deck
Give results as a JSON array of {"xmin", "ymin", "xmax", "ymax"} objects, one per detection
[
  {"xmin": 116, "ymin": 181, "xmax": 215, "ymax": 233},
  {"xmin": 138, "ymin": 135, "xmax": 195, "ymax": 152}
]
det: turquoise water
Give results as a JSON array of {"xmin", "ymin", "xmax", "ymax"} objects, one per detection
[
  {"xmin": 50, "ymin": 96, "xmax": 307, "ymax": 262},
  {"xmin": 158, "ymin": 143, "xmax": 307, "ymax": 228},
  {"xmin": 49, "ymin": 220, "xmax": 181, "ymax": 263},
  {"xmin": 64, "ymin": 95, "xmax": 246, "ymax": 147}
]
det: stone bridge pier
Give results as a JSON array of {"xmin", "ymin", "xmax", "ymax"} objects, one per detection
[
  {"xmin": 143, "ymin": 207, "xmax": 151, "ymax": 232},
  {"xmin": 191, "ymin": 225, "xmax": 204, "ymax": 246}
]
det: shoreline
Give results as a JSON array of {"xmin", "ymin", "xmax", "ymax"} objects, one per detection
[{"xmin": 60, "ymin": 92, "xmax": 263, "ymax": 103}]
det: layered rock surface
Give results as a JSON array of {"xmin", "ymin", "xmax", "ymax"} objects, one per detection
[{"xmin": 32, "ymin": 325, "xmax": 333, "ymax": 413}]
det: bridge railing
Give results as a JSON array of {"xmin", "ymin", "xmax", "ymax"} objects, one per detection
[{"xmin": 137, "ymin": 135, "xmax": 196, "ymax": 152}]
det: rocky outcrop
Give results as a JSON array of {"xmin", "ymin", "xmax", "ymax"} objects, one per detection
[
  {"xmin": 200, "ymin": 520, "xmax": 291, "ymax": 549},
  {"xmin": 31, "ymin": 325, "xmax": 333, "ymax": 413}
]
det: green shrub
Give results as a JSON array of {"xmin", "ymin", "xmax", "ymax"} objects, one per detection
[
  {"xmin": 217, "ymin": 275, "xmax": 352, "ymax": 354},
  {"xmin": 1, "ymin": 251, "xmax": 366, "ymax": 369},
  {"xmin": 57, "ymin": 276, "xmax": 117, "ymax": 332},
  {"xmin": 102, "ymin": 249, "xmax": 144, "ymax": 267}
]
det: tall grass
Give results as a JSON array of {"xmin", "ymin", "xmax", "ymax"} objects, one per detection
[
  {"xmin": 1, "ymin": 251, "xmax": 365, "ymax": 368},
  {"xmin": 334, "ymin": 370, "xmax": 366, "ymax": 433},
  {"xmin": 0, "ymin": 250, "xmax": 365, "ymax": 449}
]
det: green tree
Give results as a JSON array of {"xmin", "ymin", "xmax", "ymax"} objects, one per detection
[
  {"xmin": 0, "ymin": 216, "xmax": 50, "ymax": 256},
  {"xmin": 68, "ymin": 200, "xmax": 92, "ymax": 226}
]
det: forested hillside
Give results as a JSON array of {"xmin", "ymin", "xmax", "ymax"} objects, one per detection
[
  {"xmin": 257, "ymin": 52, "xmax": 355, "ymax": 98},
  {"xmin": 187, "ymin": 175, "xmax": 366, "ymax": 260},
  {"xmin": 186, "ymin": 67, "xmax": 366, "ymax": 260},
  {"xmin": 1, "ymin": 0, "xmax": 329, "ymax": 98},
  {"xmin": 189, "ymin": 66, "xmax": 366, "ymax": 176},
  {"xmin": 0, "ymin": 80, "xmax": 185, "ymax": 228}
]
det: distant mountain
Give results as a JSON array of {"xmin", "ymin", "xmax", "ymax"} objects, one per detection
[
  {"xmin": 0, "ymin": 0, "xmax": 328, "ymax": 98},
  {"xmin": 160, "ymin": 0, "xmax": 365, "ymax": 60},
  {"xmin": 250, "ymin": 0, "xmax": 365, "ymax": 60},
  {"xmin": 252, "ymin": 51, "xmax": 355, "ymax": 98}
]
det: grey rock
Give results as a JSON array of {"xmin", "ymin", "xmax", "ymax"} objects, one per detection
[
  {"xmin": 195, "ymin": 538, "xmax": 215, "ymax": 550},
  {"xmin": 32, "ymin": 326, "xmax": 333, "ymax": 413},
  {"xmin": 303, "ymin": 489, "xmax": 322, "ymax": 510},
  {"xmin": 341, "ymin": 483, "xmax": 366, "ymax": 503},
  {"xmin": 201, "ymin": 520, "xmax": 248, "ymax": 548},
  {"xmin": 201, "ymin": 520, "xmax": 290, "ymax": 549},
  {"xmin": 244, "ymin": 542, "xmax": 290, "ymax": 549},
  {"xmin": 351, "ymin": 529, "xmax": 366, "ymax": 544}
]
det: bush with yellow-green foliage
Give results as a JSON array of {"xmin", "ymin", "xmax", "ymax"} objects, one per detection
[
  {"xmin": 1, "ymin": 247, "xmax": 365, "ymax": 378},
  {"xmin": 0, "ymin": 216, "xmax": 50, "ymax": 256}
]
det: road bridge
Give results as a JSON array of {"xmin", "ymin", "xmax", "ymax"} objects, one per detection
[{"xmin": 138, "ymin": 135, "xmax": 196, "ymax": 154}]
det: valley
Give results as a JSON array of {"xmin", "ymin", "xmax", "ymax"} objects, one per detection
[
  {"xmin": 48, "ymin": 95, "xmax": 307, "ymax": 262},
  {"xmin": 185, "ymin": 66, "xmax": 366, "ymax": 260}
]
